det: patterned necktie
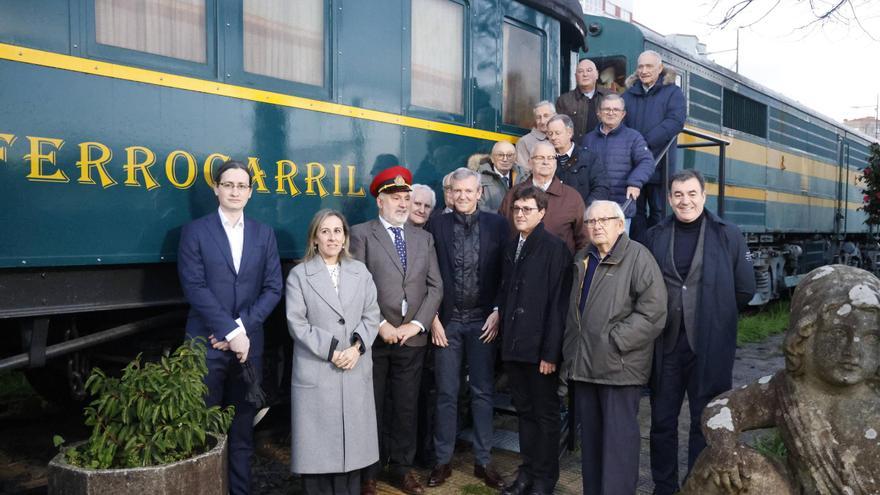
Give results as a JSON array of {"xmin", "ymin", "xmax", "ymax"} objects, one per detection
[
  {"xmin": 390, "ymin": 226, "xmax": 407, "ymax": 272},
  {"xmin": 505, "ymin": 174, "xmax": 512, "ymax": 189},
  {"xmin": 514, "ymin": 237, "xmax": 525, "ymax": 263}
]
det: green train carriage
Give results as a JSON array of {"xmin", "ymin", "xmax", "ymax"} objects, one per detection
[
  {"xmin": 581, "ymin": 14, "xmax": 878, "ymax": 304},
  {"xmin": 0, "ymin": 0, "xmax": 587, "ymax": 400}
]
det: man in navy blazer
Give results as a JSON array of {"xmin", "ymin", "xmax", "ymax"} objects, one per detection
[
  {"xmin": 178, "ymin": 160, "xmax": 283, "ymax": 495},
  {"xmin": 424, "ymin": 167, "xmax": 508, "ymax": 489}
]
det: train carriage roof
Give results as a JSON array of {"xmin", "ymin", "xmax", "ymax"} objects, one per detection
[
  {"xmin": 637, "ymin": 26, "xmax": 876, "ymax": 144},
  {"xmin": 522, "ymin": 0, "xmax": 587, "ymax": 50}
]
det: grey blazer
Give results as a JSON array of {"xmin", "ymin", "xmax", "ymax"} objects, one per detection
[
  {"xmin": 285, "ymin": 255, "xmax": 381, "ymax": 474},
  {"xmin": 350, "ymin": 218, "xmax": 443, "ymax": 347}
]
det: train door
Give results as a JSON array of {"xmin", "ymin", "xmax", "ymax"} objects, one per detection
[
  {"xmin": 588, "ymin": 55, "xmax": 628, "ymax": 94},
  {"xmin": 837, "ymin": 138, "xmax": 848, "ymax": 235}
]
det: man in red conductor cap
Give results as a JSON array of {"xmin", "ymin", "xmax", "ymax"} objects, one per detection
[{"xmin": 350, "ymin": 166, "xmax": 444, "ymax": 495}]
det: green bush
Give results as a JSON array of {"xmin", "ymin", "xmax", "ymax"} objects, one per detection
[{"xmin": 60, "ymin": 338, "xmax": 234, "ymax": 469}]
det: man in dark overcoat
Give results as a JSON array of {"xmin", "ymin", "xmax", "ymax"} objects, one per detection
[
  {"xmin": 622, "ymin": 50, "xmax": 686, "ymax": 240},
  {"xmin": 643, "ymin": 169, "xmax": 756, "ymax": 495},
  {"xmin": 498, "ymin": 186, "xmax": 573, "ymax": 495}
]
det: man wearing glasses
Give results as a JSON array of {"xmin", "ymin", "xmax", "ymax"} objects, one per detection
[
  {"xmin": 499, "ymin": 142, "xmax": 588, "ymax": 254},
  {"xmin": 563, "ymin": 200, "xmax": 666, "ymax": 495},
  {"xmin": 177, "ymin": 160, "xmax": 283, "ymax": 495},
  {"xmin": 478, "ymin": 141, "xmax": 526, "ymax": 213},
  {"xmin": 498, "ymin": 186, "xmax": 573, "ymax": 495},
  {"xmin": 582, "ymin": 94, "xmax": 655, "ymax": 234}
]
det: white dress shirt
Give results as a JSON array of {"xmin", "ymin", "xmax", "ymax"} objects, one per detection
[{"xmin": 218, "ymin": 208, "xmax": 247, "ymax": 341}]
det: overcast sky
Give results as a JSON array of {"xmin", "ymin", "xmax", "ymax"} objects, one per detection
[{"xmin": 632, "ymin": 0, "xmax": 880, "ymax": 125}]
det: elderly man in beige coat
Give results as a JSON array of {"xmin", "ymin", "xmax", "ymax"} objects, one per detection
[{"xmin": 563, "ymin": 200, "xmax": 667, "ymax": 495}]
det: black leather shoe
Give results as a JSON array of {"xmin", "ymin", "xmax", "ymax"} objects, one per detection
[
  {"xmin": 427, "ymin": 463, "xmax": 452, "ymax": 487},
  {"xmin": 474, "ymin": 463, "xmax": 505, "ymax": 489},
  {"xmin": 501, "ymin": 479, "xmax": 532, "ymax": 495}
]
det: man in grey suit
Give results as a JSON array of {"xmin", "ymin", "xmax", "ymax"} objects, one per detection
[{"xmin": 350, "ymin": 166, "xmax": 443, "ymax": 495}]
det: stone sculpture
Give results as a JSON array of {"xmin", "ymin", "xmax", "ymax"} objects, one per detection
[{"xmin": 681, "ymin": 264, "xmax": 880, "ymax": 495}]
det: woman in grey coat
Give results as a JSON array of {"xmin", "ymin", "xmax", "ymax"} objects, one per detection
[{"xmin": 286, "ymin": 209, "xmax": 381, "ymax": 495}]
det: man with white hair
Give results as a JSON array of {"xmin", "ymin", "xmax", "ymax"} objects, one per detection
[
  {"xmin": 479, "ymin": 141, "xmax": 526, "ymax": 212},
  {"xmin": 515, "ymin": 100, "xmax": 556, "ymax": 170},
  {"xmin": 622, "ymin": 50, "xmax": 686, "ymax": 241},
  {"xmin": 499, "ymin": 142, "xmax": 589, "ymax": 254},
  {"xmin": 409, "ymin": 184, "xmax": 436, "ymax": 227},
  {"xmin": 563, "ymin": 199, "xmax": 667, "ymax": 495},
  {"xmin": 425, "ymin": 168, "xmax": 508, "ymax": 490}
]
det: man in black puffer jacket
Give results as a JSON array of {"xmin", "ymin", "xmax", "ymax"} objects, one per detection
[{"xmin": 424, "ymin": 167, "xmax": 509, "ymax": 490}]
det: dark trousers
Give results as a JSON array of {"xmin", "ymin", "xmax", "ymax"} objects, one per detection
[
  {"xmin": 364, "ymin": 342, "xmax": 426, "ymax": 480},
  {"xmin": 434, "ymin": 320, "xmax": 496, "ymax": 465},
  {"xmin": 204, "ymin": 354, "xmax": 260, "ymax": 495},
  {"xmin": 506, "ymin": 362, "xmax": 560, "ymax": 493},
  {"xmin": 650, "ymin": 332, "xmax": 714, "ymax": 495},
  {"xmin": 573, "ymin": 381, "xmax": 641, "ymax": 495},
  {"xmin": 631, "ymin": 182, "xmax": 665, "ymax": 242},
  {"xmin": 415, "ymin": 345, "xmax": 437, "ymax": 467},
  {"xmin": 301, "ymin": 471, "xmax": 360, "ymax": 495}
]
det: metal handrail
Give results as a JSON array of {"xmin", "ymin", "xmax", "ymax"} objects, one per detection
[{"xmin": 652, "ymin": 128, "xmax": 731, "ymax": 217}]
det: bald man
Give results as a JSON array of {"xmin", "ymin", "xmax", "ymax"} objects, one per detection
[
  {"xmin": 556, "ymin": 58, "xmax": 611, "ymax": 144},
  {"xmin": 478, "ymin": 141, "xmax": 527, "ymax": 212},
  {"xmin": 622, "ymin": 50, "xmax": 686, "ymax": 241}
]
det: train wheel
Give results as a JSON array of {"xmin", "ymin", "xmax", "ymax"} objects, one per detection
[{"xmin": 22, "ymin": 317, "xmax": 91, "ymax": 406}]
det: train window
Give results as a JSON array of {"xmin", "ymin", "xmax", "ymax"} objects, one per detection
[
  {"xmin": 243, "ymin": 0, "xmax": 324, "ymax": 87},
  {"xmin": 410, "ymin": 0, "xmax": 464, "ymax": 114},
  {"xmin": 502, "ymin": 21, "xmax": 543, "ymax": 128},
  {"xmin": 590, "ymin": 56, "xmax": 627, "ymax": 94},
  {"xmin": 723, "ymin": 89, "xmax": 767, "ymax": 138},
  {"xmin": 95, "ymin": 0, "xmax": 206, "ymax": 63}
]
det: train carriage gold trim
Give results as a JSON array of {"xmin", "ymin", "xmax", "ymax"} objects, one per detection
[{"xmin": 0, "ymin": 43, "xmax": 516, "ymax": 144}]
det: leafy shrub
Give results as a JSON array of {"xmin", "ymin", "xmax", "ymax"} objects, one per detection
[{"xmin": 60, "ymin": 338, "xmax": 233, "ymax": 469}]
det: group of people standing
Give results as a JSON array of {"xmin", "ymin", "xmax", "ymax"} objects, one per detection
[{"xmin": 176, "ymin": 48, "xmax": 755, "ymax": 495}]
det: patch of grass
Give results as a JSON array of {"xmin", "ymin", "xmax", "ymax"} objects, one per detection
[
  {"xmin": 737, "ymin": 300, "xmax": 790, "ymax": 345},
  {"xmin": 752, "ymin": 428, "xmax": 788, "ymax": 461},
  {"xmin": 0, "ymin": 370, "xmax": 33, "ymax": 400},
  {"xmin": 460, "ymin": 483, "xmax": 498, "ymax": 495}
]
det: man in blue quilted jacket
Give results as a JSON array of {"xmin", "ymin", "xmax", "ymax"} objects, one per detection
[
  {"xmin": 622, "ymin": 50, "xmax": 686, "ymax": 241},
  {"xmin": 582, "ymin": 94, "xmax": 654, "ymax": 234}
]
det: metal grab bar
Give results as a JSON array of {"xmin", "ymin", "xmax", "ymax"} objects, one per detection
[{"xmin": 651, "ymin": 128, "xmax": 731, "ymax": 218}]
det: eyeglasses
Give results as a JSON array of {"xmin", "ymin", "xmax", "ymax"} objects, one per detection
[
  {"xmin": 219, "ymin": 182, "xmax": 251, "ymax": 192},
  {"xmin": 600, "ymin": 108, "xmax": 624, "ymax": 114},
  {"xmin": 493, "ymin": 153, "xmax": 515, "ymax": 159},
  {"xmin": 586, "ymin": 216, "xmax": 620, "ymax": 227},
  {"xmin": 511, "ymin": 206, "xmax": 540, "ymax": 215},
  {"xmin": 530, "ymin": 155, "xmax": 555, "ymax": 162}
]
